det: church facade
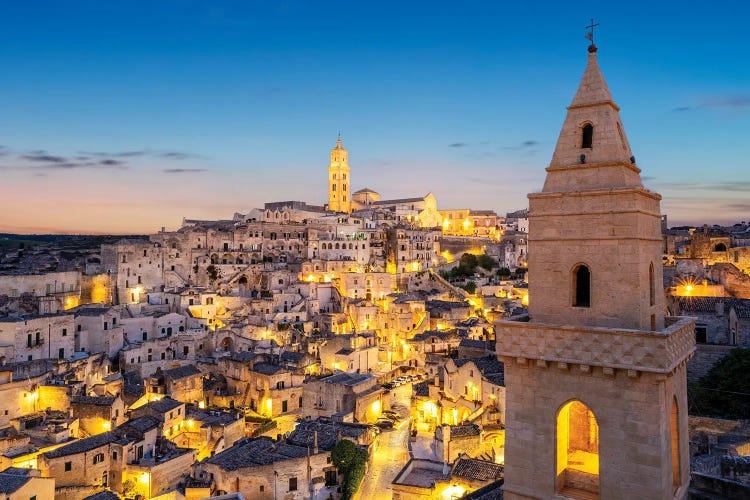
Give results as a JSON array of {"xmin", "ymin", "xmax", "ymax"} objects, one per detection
[{"xmin": 496, "ymin": 43, "xmax": 695, "ymax": 499}]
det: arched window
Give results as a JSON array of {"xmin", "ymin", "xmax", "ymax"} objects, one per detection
[
  {"xmin": 581, "ymin": 123, "xmax": 593, "ymax": 149},
  {"xmin": 649, "ymin": 262, "xmax": 655, "ymax": 306},
  {"xmin": 671, "ymin": 397, "xmax": 681, "ymax": 491},
  {"xmin": 573, "ymin": 265, "xmax": 591, "ymax": 308},
  {"xmin": 714, "ymin": 243, "xmax": 727, "ymax": 252},
  {"xmin": 556, "ymin": 400, "xmax": 599, "ymax": 495}
]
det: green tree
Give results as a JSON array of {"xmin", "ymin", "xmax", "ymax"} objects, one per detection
[
  {"xmin": 461, "ymin": 281, "xmax": 477, "ymax": 294},
  {"xmin": 688, "ymin": 348, "xmax": 750, "ymax": 419},
  {"xmin": 497, "ymin": 267, "xmax": 511, "ymax": 277},
  {"xmin": 477, "ymin": 254, "xmax": 498, "ymax": 270},
  {"xmin": 331, "ymin": 439, "xmax": 357, "ymax": 471},
  {"xmin": 206, "ymin": 265, "xmax": 220, "ymax": 281}
]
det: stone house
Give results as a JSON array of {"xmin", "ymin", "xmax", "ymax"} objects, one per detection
[
  {"xmin": 73, "ymin": 306, "xmax": 125, "ymax": 358},
  {"xmin": 0, "ymin": 467, "xmax": 55, "ymax": 500},
  {"xmin": 193, "ymin": 436, "xmax": 335, "ymax": 500},
  {"xmin": 301, "ymin": 371, "xmax": 384, "ymax": 423},
  {"xmin": 146, "ymin": 365, "xmax": 204, "ymax": 404},
  {"xmin": 70, "ymin": 394, "xmax": 126, "ymax": 436},
  {"xmin": 0, "ymin": 313, "xmax": 75, "ymax": 362},
  {"xmin": 318, "ymin": 334, "xmax": 378, "ymax": 374}
]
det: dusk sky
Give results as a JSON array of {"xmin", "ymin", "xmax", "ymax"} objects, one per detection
[{"xmin": 1, "ymin": 1, "xmax": 748, "ymax": 234}]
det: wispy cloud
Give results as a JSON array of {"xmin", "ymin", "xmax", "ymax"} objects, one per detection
[
  {"xmin": 163, "ymin": 168, "xmax": 207, "ymax": 174},
  {"xmin": 160, "ymin": 151, "xmax": 200, "ymax": 160},
  {"xmin": 654, "ymin": 181, "xmax": 750, "ymax": 192},
  {"xmin": 672, "ymin": 95, "xmax": 750, "ymax": 113}
]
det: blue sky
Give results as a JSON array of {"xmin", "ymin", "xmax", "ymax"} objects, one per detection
[{"xmin": 1, "ymin": 1, "xmax": 748, "ymax": 233}]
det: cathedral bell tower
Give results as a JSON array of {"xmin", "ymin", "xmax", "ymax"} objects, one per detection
[
  {"xmin": 328, "ymin": 134, "xmax": 351, "ymax": 214},
  {"xmin": 496, "ymin": 37, "xmax": 695, "ymax": 499}
]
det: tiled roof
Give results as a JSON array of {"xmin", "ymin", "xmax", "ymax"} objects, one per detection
[
  {"xmin": 676, "ymin": 296, "xmax": 750, "ymax": 318},
  {"xmin": 162, "ymin": 365, "xmax": 201, "ymax": 380},
  {"xmin": 83, "ymin": 492, "xmax": 121, "ymax": 500},
  {"xmin": 289, "ymin": 419, "xmax": 371, "ymax": 451},
  {"xmin": 252, "ymin": 363, "xmax": 286, "ymax": 375},
  {"xmin": 459, "ymin": 338, "xmax": 488, "ymax": 349},
  {"xmin": 146, "ymin": 397, "xmax": 182, "ymax": 413},
  {"xmin": 460, "ymin": 478, "xmax": 504, "ymax": 499},
  {"xmin": 117, "ymin": 415, "xmax": 160, "ymax": 436},
  {"xmin": 206, "ymin": 437, "xmax": 312, "ymax": 470},
  {"xmin": 412, "ymin": 381, "xmax": 429, "ymax": 397},
  {"xmin": 0, "ymin": 470, "xmax": 31, "ymax": 494},
  {"xmin": 71, "ymin": 395, "xmax": 116, "ymax": 406},
  {"xmin": 449, "ymin": 423, "xmax": 480, "ymax": 437},
  {"xmin": 451, "ymin": 456, "xmax": 504, "ymax": 482},
  {"xmin": 44, "ymin": 432, "xmax": 117, "ymax": 458}
]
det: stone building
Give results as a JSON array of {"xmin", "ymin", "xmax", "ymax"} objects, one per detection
[
  {"xmin": 301, "ymin": 371, "xmax": 384, "ymax": 423},
  {"xmin": 0, "ymin": 467, "xmax": 55, "ymax": 500},
  {"xmin": 327, "ymin": 135, "xmax": 351, "ymax": 214},
  {"xmin": 0, "ymin": 313, "xmax": 75, "ymax": 362},
  {"xmin": 146, "ymin": 365, "xmax": 204, "ymax": 404},
  {"xmin": 193, "ymin": 436, "xmax": 335, "ymax": 500},
  {"xmin": 495, "ymin": 43, "xmax": 694, "ymax": 499}
]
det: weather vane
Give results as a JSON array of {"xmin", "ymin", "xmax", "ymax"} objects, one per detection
[{"xmin": 585, "ymin": 18, "xmax": 599, "ymax": 49}]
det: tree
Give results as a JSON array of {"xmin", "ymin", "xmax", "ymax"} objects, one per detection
[
  {"xmin": 331, "ymin": 439, "xmax": 357, "ymax": 471},
  {"xmin": 477, "ymin": 254, "xmax": 497, "ymax": 270},
  {"xmin": 461, "ymin": 281, "xmax": 477, "ymax": 294},
  {"xmin": 331, "ymin": 440, "xmax": 368, "ymax": 500},
  {"xmin": 497, "ymin": 267, "xmax": 511, "ymax": 277},
  {"xmin": 689, "ymin": 348, "xmax": 750, "ymax": 419},
  {"xmin": 206, "ymin": 265, "xmax": 220, "ymax": 281}
]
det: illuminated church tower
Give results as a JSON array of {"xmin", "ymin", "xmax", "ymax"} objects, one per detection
[
  {"xmin": 327, "ymin": 134, "xmax": 351, "ymax": 213},
  {"xmin": 495, "ymin": 37, "xmax": 695, "ymax": 499}
]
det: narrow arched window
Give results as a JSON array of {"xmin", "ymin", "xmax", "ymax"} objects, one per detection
[
  {"xmin": 649, "ymin": 262, "xmax": 655, "ymax": 306},
  {"xmin": 581, "ymin": 124, "xmax": 593, "ymax": 149},
  {"xmin": 573, "ymin": 265, "xmax": 591, "ymax": 307}
]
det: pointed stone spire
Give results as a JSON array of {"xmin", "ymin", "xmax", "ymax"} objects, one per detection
[
  {"xmin": 334, "ymin": 132, "xmax": 344, "ymax": 150},
  {"xmin": 570, "ymin": 48, "xmax": 614, "ymax": 108},
  {"xmin": 544, "ymin": 47, "xmax": 640, "ymax": 192}
]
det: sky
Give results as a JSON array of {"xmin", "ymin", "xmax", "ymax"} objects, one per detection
[{"xmin": 0, "ymin": 1, "xmax": 748, "ymax": 234}]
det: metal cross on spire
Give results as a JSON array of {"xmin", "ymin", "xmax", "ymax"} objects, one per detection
[{"xmin": 585, "ymin": 18, "xmax": 599, "ymax": 46}]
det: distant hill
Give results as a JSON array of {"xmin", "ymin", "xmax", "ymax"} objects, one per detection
[{"xmin": 0, "ymin": 233, "xmax": 148, "ymax": 250}]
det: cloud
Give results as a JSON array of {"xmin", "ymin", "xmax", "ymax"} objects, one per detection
[
  {"xmin": 654, "ymin": 181, "xmax": 750, "ymax": 192},
  {"xmin": 160, "ymin": 151, "xmax": 200, "ymax": 160},
  {"xmin": 449, "ymin": 142, "xmax": 467, "ymax": 148},
  {"xmin": 702, "ymin": 96, "xmax": 750, "ymax": 108},
  {"xmin": 81, "ymin": 150, "xmax": 147, "ymax": 158},
  {"xmin": 722, "ymin": 202, "xmax": 750, "ymax": 212},
  {"xmin": 100, "ymin": 159, "xmax": 124, "ymax": 166},
  {"xmin": 502, "ymin": 140, "xmax": 541, "ymax": 151},
  {"xmin": 672, "ymin": 95, "xmax": 750, "ymax": 113},
  {"xmin": 163, "ymin": 168, "xmax": 207, "ymax": 174},
  {"xmin": 22, "ymin": 153, "xmax": 66, "ymax": 163}
]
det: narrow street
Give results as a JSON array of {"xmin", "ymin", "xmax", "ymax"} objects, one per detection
[{"xmin": 359, "ymin": 383, "xmax": 412, "ymax": 500}]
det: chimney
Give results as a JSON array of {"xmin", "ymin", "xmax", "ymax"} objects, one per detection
[
  {"xmin": 716, "ymin": 300, "xmax": 724, "ymax": 317},
  {"xmin": 336, "ymin": 428, "xmax": 342, "ymax": 443},
  {"xmin": 313, "ymin": 429, "xmax": 318, "ymax": 454}
]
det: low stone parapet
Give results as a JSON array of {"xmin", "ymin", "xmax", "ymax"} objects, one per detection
[{"xmin": 495, "ymin": 316, "xmax": 695, "ymax": 374}]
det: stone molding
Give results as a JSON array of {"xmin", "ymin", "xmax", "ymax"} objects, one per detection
[{"xmin": 496, "ymin": 316, "xmax": 695, "ymax": 374}]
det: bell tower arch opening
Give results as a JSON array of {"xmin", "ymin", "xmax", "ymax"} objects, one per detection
[
  {"xmin": 557, "ymin": 400, "xmax": 600, "ymax": 497},
  {"xmin": 581, "ymin": 123, "xmax": 594, "ymax": 149}
]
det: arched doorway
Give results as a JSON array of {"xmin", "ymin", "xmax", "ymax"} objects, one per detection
[{"xmin": 556, "ymin": 400, "xmax": 599, "ymax": 497}]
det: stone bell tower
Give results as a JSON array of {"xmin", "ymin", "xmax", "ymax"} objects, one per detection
[
  {"xmin": 495, "ymin": 40, "xmax": 695, "ymax": 499},
  {"xmin": 328, "ymin": 134, "xmax": 351, "ymax": 213}
]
